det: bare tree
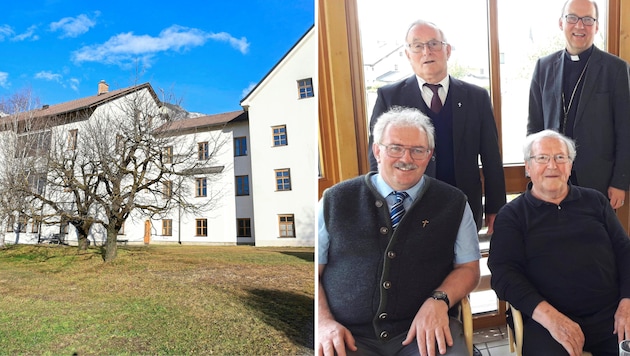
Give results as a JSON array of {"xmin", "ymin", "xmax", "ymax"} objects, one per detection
[
  {"xmin": 55, "ymin": 85, "xmax": 227, "ymax": 261},
  {"xmin": 0, "ymin": 88, "xmax": 100, "ymax": 249},
  {"xmin": 0, "ymin": 88, "xmax": 46, "ymax": 247},
  {"xmin": 0, "ymin": 84, "xmax": 228, "ymax": 261}
]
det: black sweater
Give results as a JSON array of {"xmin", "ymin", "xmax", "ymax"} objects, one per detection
[{"xmin": 489, "ymin": 184, "xmax": 630, "ymax": 325}]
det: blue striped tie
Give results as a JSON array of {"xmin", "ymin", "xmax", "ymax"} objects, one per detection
[{"xmin": 390, "ymin": 191, "xmax": 409, "ymax": 230}]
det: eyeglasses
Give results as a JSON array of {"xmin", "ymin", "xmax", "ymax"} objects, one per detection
[
  {"xmin": 529, "ymin": 154, "xmax": 572, "ymax": 164},
  {"xmin": 407, "ymin": 40, "xmax": 446, "ymax": 53},
  {"xmin": 379, "ymin": 143, "xmax": 431, "ymax": 160},
  {"xmin": 564, "ymin": 14, "xmax": 597, "ymax": 26}
]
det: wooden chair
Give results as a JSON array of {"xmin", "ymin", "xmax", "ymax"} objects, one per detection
[
  {"xmin": 506, "ymin": 303, "xmax": 592, "ymax": 356},
  {"xmin": 460, "ymin": 295, "xmax": 474, "ymax": 356}
]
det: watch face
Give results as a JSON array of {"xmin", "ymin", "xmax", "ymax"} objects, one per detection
[
  {"xmin": 431, "ymin": 291, "xmax": 449, "ymax": 307},
  {"xmin": 433, "ymin": 291, "xmax": 446, "ymax": 298}
]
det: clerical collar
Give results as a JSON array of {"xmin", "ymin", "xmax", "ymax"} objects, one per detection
[{"xmin": 564, "ymin": 45, "xmax": 594, "ymax": 62}]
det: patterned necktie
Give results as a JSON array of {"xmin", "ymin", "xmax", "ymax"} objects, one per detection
[
  {"xmin": 390, "ymin": 191, "xmax": 409, "ymax": 230},
  {"xmin": 424, "ymin": 83, "xmax": 443, "ymax": 113}
]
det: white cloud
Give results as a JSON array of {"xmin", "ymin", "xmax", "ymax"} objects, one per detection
[
  {"xmin": 209, "ymin": 32, "xmax": 249, "ymax": 54},
  {"xmin": 241, "ymin": 82, "xmax": 257, "ymax": 98},
  {"xmin": 69, "ymin": 78, "xmax": 80, "ymax": 91},
  {"xmin": 50, "ymin": 12, "xmax": 99, "ymax": 38},
  {"xmin": 0, "ymin": 24, "xmax": 39, "ymax": 41},
  {"xmin": 12, "ymin": 25, "xmax": 39, "ymax": 41},
  {"xmin": 72, "ymin": 25, "xmax": 250, "ymax": 67},
  {"xmin": 0, "ymin": 25, "xmax": 14, "ymax": 41},
  {"xmin": 35, "ymin": 71, "xmax": 63, "ymax": 83},
  {"xmin": 34, "ymin": 71, "xmax": 80, "ymax": 91},
  {"xmin": 0, "ymin": 72, "xmax": 8, "ymax": 88}
]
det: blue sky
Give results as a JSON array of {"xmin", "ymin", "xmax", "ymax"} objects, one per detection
[{"xmin": 0, "ymin": 0, "xmax": 314, "ymax": 115}]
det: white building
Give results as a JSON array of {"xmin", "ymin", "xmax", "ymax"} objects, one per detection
[
  {"xmin": 152, "ymin": 110, "xmax": 253, "ymax": 246},
  {"xmin": 0, "ymin": 25, "xmax": 316, "ymax": 248},
  {"xmin": 241, "ymin": 25, "xmax": 316, "ymax": 247},
  {"xmin": 0, "ymin": 85, "xmax": 255, "ymax": 247},
  {"xmin": 0, "ymin": 82, "xmax": 167, "ymax": 246}
]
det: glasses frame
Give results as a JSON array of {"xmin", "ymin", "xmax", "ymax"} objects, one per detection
[
  {"xmin": 378, "ymin": 143, "xmax": 432, "ymax": 160},
  {"xmin": 406, "ymin": 40, "xmax": 447, "ymax": 53},
  {"xmin": 528, "ymin": 154, "xmax": 572, "ymax": 164},
  {"xmin": 564, "ymin": 14, "xmax": 597, "ymax": 26}
]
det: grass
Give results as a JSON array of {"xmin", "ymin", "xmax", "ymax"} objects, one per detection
[{"xmin": 0, "ymin": 244, "xmax": 314, "ymax": 355}]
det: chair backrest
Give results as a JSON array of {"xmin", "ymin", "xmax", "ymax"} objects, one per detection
[{"xmin": 460, "ymin": 296, "xmax": 474, "ymax": 356}]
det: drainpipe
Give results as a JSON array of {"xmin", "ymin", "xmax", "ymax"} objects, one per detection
[{"xmin": 178, "ymin": 203, "xmax": 181, "ymax": 244}]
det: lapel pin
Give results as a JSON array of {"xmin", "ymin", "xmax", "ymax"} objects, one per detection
[
  {"xmin": 422, "ymin": 220, "xmax": 429, "ymax": 227},
  {"xmin": 458, "ymin": 102, "xmax": 462, "ymax": 107}
]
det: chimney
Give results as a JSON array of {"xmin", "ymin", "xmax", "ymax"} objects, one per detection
[{"xmin": 97, "ymin": 80, "xmax": 109, "ymax": 95}]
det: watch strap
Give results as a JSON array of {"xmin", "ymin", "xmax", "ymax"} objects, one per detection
[{"xmin": 431, "ymin": 290, "xmax": 450, "ymax": 308}]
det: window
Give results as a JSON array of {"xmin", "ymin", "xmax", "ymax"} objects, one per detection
[
  {"xmin": 496, "ymin": 0, "xmax": 607, "ymax": 163},
  {"xmin": 297, "ymin": 78, "xmax": 314, "ymax": 98},
  {"xmin": 163, "ymin": 180, "xmax": 173, "ymax": 198},
  {"xmin": 116, "ymin": 134, "xmax": 124, "ymax": 154},
  {"xmin": 237, "ymin": 218, "xmax": 252, "ymax": 237},
  {"xmin": 198, "ymin": 142, "xmax": 209, "ymax": 160},
  {"xmin": 234, "ymin": 137, "xmax": 247, "ymax": 156},
  {"xmin": 272, "ymin": 125, "xmax": 288, "ymax": 146},
  {"xmin": 31, "ymin": 218, "xmax": 41, "ymax": 233},
  {"xmin": 68, "ymin": 129, "xmax": 78, "ymax": 150},
  {"xmin": 60, "ymin": 219, "xmax": 69, "ymax": 234},
  {"xmin": 196, "ymin": 219, "xmax": 207, "ymax": 236},
  {"xmin": 196, "ymin": 178, "xmax": 207, "ymax": 197},
  {"xmin": 162, "ymin": 219, "xmax": 172, "ymax": 236},
  {"xmin": 235, "ymin": 175, "xmax": 249, "ymax": 196},
  {"xmin": 17, "ymin": 215, "xmax": 27, "ymax": 233},
  {"xmin": 355, "ymin": 0, "xmax": 607, "ymax": 164},
  {"xmin": 358, "ymin": 0, "xmax": 490, "ymax": 129},
  {"xmin": 279, "ymin": 214, "xmax": 295, "ymax": 238},
  {"xmin": 164, "ymin": 146, "xmax": 173, "ymax": 164},
  {"xmin": 118, "ymin": 222, "xmax": 125, "ymax": 235},
  {"xmin": 275, "ymin": 169, "xmax": 291, "ymax": 191},
  {"xmin": 17, "ymin": 131, "xmax": 51, "ymax": 157},
  {"xmin": 28, "ymin": 173, "xmax": 46, "ymax": 195},
  {"xmin": 17, "ymin": 217, "xmax": 27, "ymax": 232},
  {"xmin": 6, "ymin": 216, "xmax": 14, "ymax": 232}
]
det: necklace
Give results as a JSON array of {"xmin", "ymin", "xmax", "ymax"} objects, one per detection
[{"xmin": 561, "ymin": 55, "xmax": 591, "ymax": 134}]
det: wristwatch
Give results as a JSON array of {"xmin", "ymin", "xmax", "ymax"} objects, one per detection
[{"xmin": 430, "ymin": 290, "xmax": 450, "ymax": 308}]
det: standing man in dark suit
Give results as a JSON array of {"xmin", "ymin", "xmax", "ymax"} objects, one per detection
[
  {"xmin": 528, "ymin": 0, "xmax": 630, "ymax": 209},
  {"xmin": 368, "ymin": 20, "xmax": 506, "ymax": 233}
]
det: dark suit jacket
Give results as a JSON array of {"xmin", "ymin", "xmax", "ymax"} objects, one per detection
[
  {"xmin": 368, "ymin": 75, "xmax": 506, "ymax": 229},
  {"xmin": 528, "ymin": 46, "xmax": 630, "ymax": 195}
]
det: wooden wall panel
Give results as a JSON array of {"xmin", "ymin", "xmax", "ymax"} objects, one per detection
[{"xmin": 616, "ymin": 0, "xmax": 630, "ymax": 232}]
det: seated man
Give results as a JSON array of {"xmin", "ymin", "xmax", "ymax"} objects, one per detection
[
  {"xmin": 318, "ymin": 107, "xmax": 480, "ymax": 356},
  {"xmin": 488, "ymin": 130, "xmax": 630, "ymax": 355}
]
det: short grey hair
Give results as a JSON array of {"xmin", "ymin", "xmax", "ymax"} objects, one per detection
[
  {"xmin": 372, "ymin": 106, "xmax": 435, "ymax": 150},
  {"xmin": 405, "ymin": 19, "xmax": 447, "ymax": 43},
  {"xmin": 523, "ymin": 129, "xmax": 577, "ymax": 161}
]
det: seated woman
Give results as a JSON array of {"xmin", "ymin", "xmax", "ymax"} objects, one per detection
[{"xmin": 488, "ymin": 130, "xmax": 630, "ymax": 355}]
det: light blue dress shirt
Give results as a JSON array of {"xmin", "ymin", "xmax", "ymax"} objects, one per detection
[{"xmin": 318, "ymin": 174, "xmax": 480, "ymax": 265}]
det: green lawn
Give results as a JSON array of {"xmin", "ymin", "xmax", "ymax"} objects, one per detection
[{"xmin": 0, "ymin": 244, "xmax": 314, "ymax": 355}]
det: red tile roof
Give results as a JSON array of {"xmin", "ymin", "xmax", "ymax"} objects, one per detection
[
  {"xmin": 0, "ymin": 82, "xmax": 158, "ymax": 126},
  {"xmin": 158, "ymin": 110, "xmax": 247, "ymax": 134}
]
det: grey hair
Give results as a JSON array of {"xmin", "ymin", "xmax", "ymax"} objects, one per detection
[
  {"xmin": 372, "ymin": 106, "xmax": 435, "ymax": 150},
  {"xmin": 405, "ymin": 19, "xmax": 447, "ymax": 43},
  {"xmin": 522, "ymin": 129, "xmax": 577, "ymax": 161}
]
